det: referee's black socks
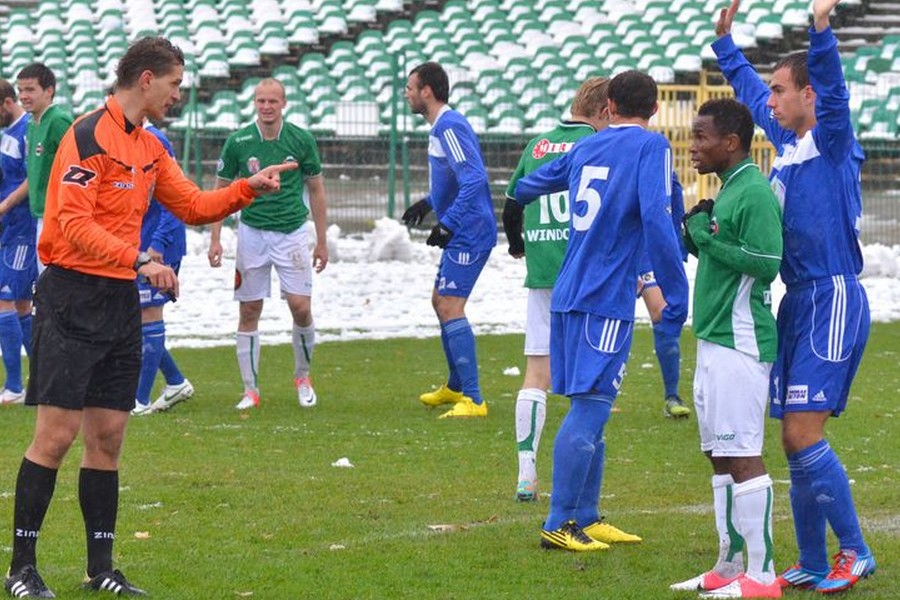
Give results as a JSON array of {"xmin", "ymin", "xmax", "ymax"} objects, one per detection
[
  {"xmin": 80, "ymin": 467, "xmax": 119, "ymax": 577},
  {"xmin": 11, "ymin": 458, "xmax": 58, "ymax": 572}
]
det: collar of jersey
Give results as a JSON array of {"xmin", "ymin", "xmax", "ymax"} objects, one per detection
[
  {"xmin": 104, "ymin": 96, "xmax": 139, "ymax": 135},
  {"xmin": 432, "ymin": 104, "xmax": 453, "ymax": 129},
  {"xmin": 718, "ymin": 157, "xmax": 757, "ymax": 187},
  {"xmin": 7, "ymin": 110, "xmax": 28, "ymax": 130}
]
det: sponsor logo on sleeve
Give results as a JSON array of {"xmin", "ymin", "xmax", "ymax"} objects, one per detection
[{"xmin": 61, "ymin": 165, "xmax": 97, "ymax": 188}]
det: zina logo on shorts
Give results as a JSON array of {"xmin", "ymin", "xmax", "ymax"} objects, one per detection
[{"xmin": 786, "ymin": 384, "xmax": 809, "ymax": 404}]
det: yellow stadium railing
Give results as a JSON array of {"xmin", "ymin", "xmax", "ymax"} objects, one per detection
[{"xmin": 655, "ymin": 71, "xmax": 776, "ymax": 207}]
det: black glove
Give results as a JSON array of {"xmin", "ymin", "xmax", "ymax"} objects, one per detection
[
  {"xmin": 401, "ymin": 198, "xmax": 432, "ymax": 226},
  {"xmin": 426, "ymin": 224, "xmax": 453, "ymax": 248},
  {"xmin": 502, "ymin": 198, "xmax": 525, "ymax": 257},
  {"xmin": 682, "ymin": 198, "xmax": 714, "ymax": 228}
]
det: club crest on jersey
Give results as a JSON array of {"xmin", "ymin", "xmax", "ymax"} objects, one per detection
[
  {"xmin": 710, "ymin": 216, "xmax": 719, "ymax": 235},
  {"xmin": 35, "ymin": 142, "xmax": 44, "ymax": 156},
  {"xmin": 284, "ymin": 155, "xmax": 297, "ymax": 163},
  {"xmin": 247, "ymin": 157, "xmax": 261, "ymax": 174},
  {"xmin": 532, "ymin": 139, "xmax": 574, "ymax": 160}
]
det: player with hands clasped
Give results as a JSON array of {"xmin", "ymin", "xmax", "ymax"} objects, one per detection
[
  {"xmin": 403, "ymin": 62, "xmax": 496, "ymax": 418},
  {"xmin": 514, "ymin": 71, "xmax": 688, "ymax": 551},
  {"xmin": 714, "ymin": 0, "xmax": 876, "ymax": 594},
  {"xmin": 670, "ymin": 99, "xmax": 783, "ymax": 599},
  {"xmin": 209, "ymin": 78, "xmax": 328, "ymax": 411}
]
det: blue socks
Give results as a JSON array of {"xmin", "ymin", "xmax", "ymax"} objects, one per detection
[
  {"xmin": 575, "ymin": 436, "xmax": 606, "ymax": 527},
  {"xmin": 137, "ymin": 321, "xmax": 166, "ymax": 405},
  {"xmin": 545, "ymin": 394, "xmax": 613, "ymax": 530},
  {"xmin": 158, "ymin": 348, "xmax": 185, "ymax": 386},
  {"xmin": 442, "ymin": 317, "xmax": 480, "ymax": 403},
  {"xmin": 653, "ymin": 326, "xmax": 681, "ymax": 398},
  {"xmin": 790, "ymin": 439, "xmax": 869, "ymax": 564},
  {"xmin": 0, "ymin": 311, "xmax": 24, "ymax": 392},
  {"xmin": 787, "ymin": 450, "xmax": 829, "ymax": 572},
  {"xmin": 439, "ymin": 323, "xmax": 461, "ymax": 392},
  {"xmin": 18, "ymin": 314, "xmax": 31, "ymax": 358}
]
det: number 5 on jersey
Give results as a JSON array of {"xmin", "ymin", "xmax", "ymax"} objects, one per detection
[{"xmin": 572, "ymin": 166, "xmax": 609, "ymax": 231}]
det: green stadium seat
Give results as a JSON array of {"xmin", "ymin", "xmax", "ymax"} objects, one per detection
[
  {"xmin": 860, "ymin": 108, "xmax": 899, "ymax": 139},
  {"xmin": 375, "ymin": 0, "xmax": 404, "ymax": 12}
]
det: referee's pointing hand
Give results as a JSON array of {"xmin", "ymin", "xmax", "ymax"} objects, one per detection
[{"xmin": 248, "ymin": 162, "xmax": 298, "ymax": 194}]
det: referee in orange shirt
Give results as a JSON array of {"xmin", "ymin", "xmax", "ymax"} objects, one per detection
[{"xmin": 4, "ymin": 37, "xmax": 295, "ymax": 598}]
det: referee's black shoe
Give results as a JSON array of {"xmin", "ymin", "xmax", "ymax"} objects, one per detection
[
  {"xmin": 5, "ymin": 565, "xmax": 55, "ymax": 598},
  {"xmin": 82, "ymin": 570, "xmax": 146, "ymax": 596}
]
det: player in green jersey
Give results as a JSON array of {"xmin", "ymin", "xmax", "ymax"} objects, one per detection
[
  {"xmin": 16, "ymin": 63, "xmax": 74, "ymax": 274},
  {"xmin": 670, "ymin": 98, "xmax": 783, "ymax": 598},
  {"xmin": 209, "ymin": 78, "xmax": 328, "ymax": 411}
]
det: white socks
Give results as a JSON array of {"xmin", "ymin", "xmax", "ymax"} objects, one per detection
[
  {"xmin": 733, "ymin": 474, "xmax": 776, "ymax": 584},
  {"xmin": 712, "ymin": 474, "xmax": 745, "ymax": 578},
  {"xmin": 292, "ymin": 323, "xmax": 316, "ymax": 379},
  {"xmin": 515, "ymin": 388, "xmax": 547, "ymax": 483},
  {"xmin": 236, "ymin": 331, "xmax": 260, "ymax": 392}
]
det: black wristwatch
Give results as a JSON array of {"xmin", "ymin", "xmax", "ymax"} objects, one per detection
[{"xmin": 133, "ymin": 251, "xmax": 152, "ymax": 271}]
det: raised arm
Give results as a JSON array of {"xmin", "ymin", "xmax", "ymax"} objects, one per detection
[
  {"xmin": 813, "ymin": 0, "xmax": 842, "ymax": 32},
  {"xmin": 808, "ymin": 0, "xmax": 856, "ymax": 163},
  {"xmin": 711, "ymin": 0, "xmax": 789, "ymax": 148}
]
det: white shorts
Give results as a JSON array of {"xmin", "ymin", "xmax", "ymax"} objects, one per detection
[
  {"xmin": 524, "ymin": 288, "xmax": 551, "ymax": 356},
  {"xmin": 234, "ymin": 221, "xmax": 312, "ymax": 301},
  {"xmin": 693, "ymin": 339, "xmax": 772, "ymax": 457}
]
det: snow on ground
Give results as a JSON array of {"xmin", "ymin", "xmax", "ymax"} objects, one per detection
[{"xmin": 165, "ymin": 219, "xmax": 900, "ymax": 348}]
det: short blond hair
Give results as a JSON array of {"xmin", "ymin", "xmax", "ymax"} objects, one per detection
[
  {"xmin": 570, "ymin": 77, "xmax": 610, "ymax": 119},
  {"xmin": 255, "ymin": 77, "xmax": 286, "ymax": 100}
]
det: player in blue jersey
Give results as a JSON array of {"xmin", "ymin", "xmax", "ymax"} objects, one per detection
[
  {"xmin": 131, "ymin": 124, "xmax": 194, "ymax": 416},
  {"xmin": 402, "ymin": 62, "xmax": 497, "ymax": 418},
  {"xmin": 715, "ymin": 0, "xmax": 875, "ymax": 593},
  {"xmin": 0, "ymin": 80, "xmax": 37, "ymax": 406},
  {"xmin": 636, "ymin": 178, "xmax": 690, "ymax": 418},
  {"xmin": 515, "ymin": 70, "xmax": 688, "ymax": 551}
]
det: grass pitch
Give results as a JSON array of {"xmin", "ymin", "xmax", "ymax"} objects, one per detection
[{"xmin": 0, "ymin": 324, "xmax": 897, "ymax": 598}]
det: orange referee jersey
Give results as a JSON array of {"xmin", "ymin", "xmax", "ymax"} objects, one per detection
[{"xmin": 39, "ymin": 96, "xmax": 257, "ymax": 280}]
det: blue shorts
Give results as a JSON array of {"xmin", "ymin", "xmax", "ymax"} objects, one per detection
[
  {"xmin": 550, "ymin": 310, "xmax": 634, "ymax": 398},
  {"xmin": 138, "ymin": 261, "xmax": 181, "ymax": 308},
  {"xmin": 0, "ymin": 240, "xmax": 37, "ymax": 301},
  {"xmin": 434, "ymin": 248, "xmax": 490, "ymax": 298},
  {"xmin": 770, "ymin": 275, "xmax": 870, "ymax": 419}
]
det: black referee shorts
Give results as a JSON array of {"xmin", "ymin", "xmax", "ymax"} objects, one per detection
[{"xmin": 26, "ymin": 265, "xmax": 141, "ymax": 412}]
